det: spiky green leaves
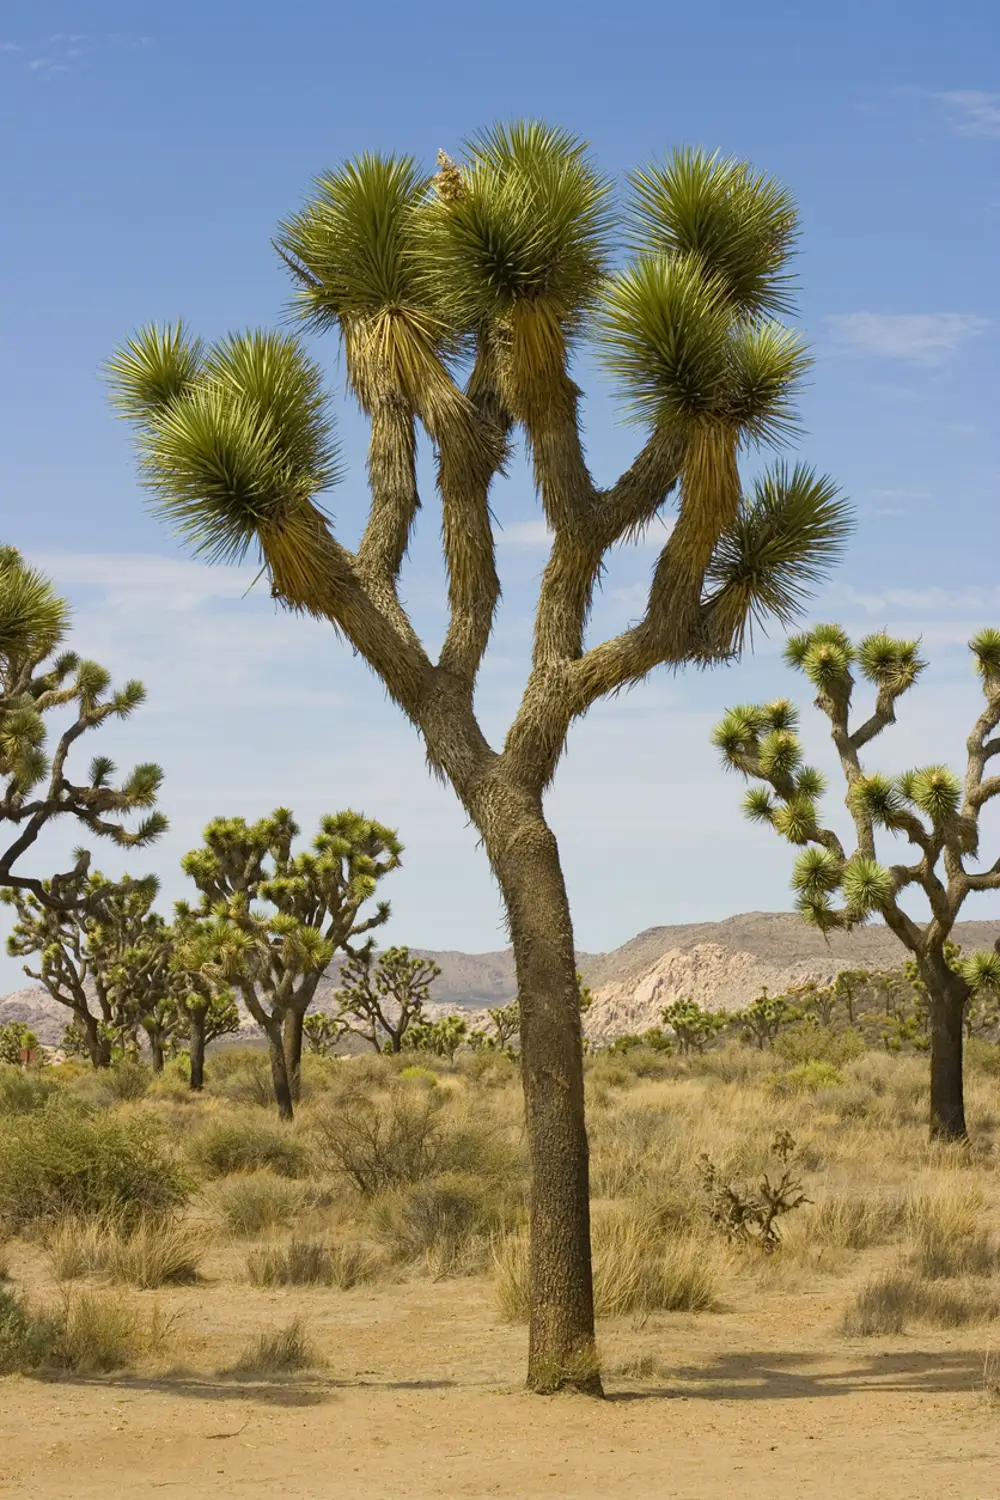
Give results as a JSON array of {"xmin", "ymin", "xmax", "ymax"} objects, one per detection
[
  {"xmin": 841, "ymin": 856, "xmax": 893, "ymax": 915},
  {"xmin": 792, "ymin": 846, "xmax": 842, "ymax": 896},
  {"xmin": 848, "ymin": 773, "xmax": 905, "ymax": 829},
  {"xmin": 0, "ymin": 550, "xmax": 69, "ymax": 671},
  {"xmin": 706, "ymin": 465, "xmax": 851, "ymax": 647},
  {"xmin": 626, "ymin": 149, "xmax": 798, "ymax": 319},
  {"xmin": 961, "ymin": 949, "xmax": 1000, "ymax": 995},
  {"xmin": 420, "ymin": 123, "xmax": 612, "ymax": 341},
  {"xmin": 743, "ymin": 787, "xmax": 776, "ymax": 824},
  {"xmin": 970, "ymin": 628, "xmax": 1000, "ymax": 682},
  {"xmin": 856, "ymin": 632, "xmax": 924, "ymax": 691},
  {"xmin": 105, "ymin": 323, "xmax": 205, "ymax": 421},
  {"xmin": 772, "ymin": 795, "xmax": 819, "ymax": 844},
  {"xmin": 110, "ymin": 330, "xmax": 339, "ymax": 566},
  {"xmin": 899, "ymin": 765, "xmax": 961, "ymax": 823}
]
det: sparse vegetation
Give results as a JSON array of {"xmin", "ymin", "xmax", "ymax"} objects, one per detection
[{"xmin": 226, "ymin": 1317, "xmax": 319, "ymax": 1377}]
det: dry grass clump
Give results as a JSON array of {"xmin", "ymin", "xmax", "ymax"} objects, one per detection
[
  {"xmin": 494, "ymin": 1209, "xmax": 723, "ymax": 1324},
  {"xmin": 187, "ymin": 1113, "xmax": 311, "ymax": 1179},
  {"xmin": 246, "ymin": 1237, "xmax": 384, "ymax": 1289},
  {"xmin": 804, "ymin": 1190, "xmax": 910, "ymax": 1251},
  {"xmin": 840, "ymin": 1268, "xmax": 998, "ymax": 1337},
  {"xmin": 0, "ymin": 1284, "xmax": 170, "ymax": 1374},
  {"xmin": 211, "ymin": 1172, "xmax": 305, "ymax": 1238},
  {"xmin": 906, "ymin": 1182, "xmax": 999, "ymax": 1279},
  {"xmin": 225, "ymin": 1316, "xmax": 320, "ymax": 1377},
  {"xmin": 46, "ymin": 1213, "xmax": 204, "ymax": 1287},
  {"xmin": 370, "ymin": 1170, "xmax": 521, "ymax": 1275}
]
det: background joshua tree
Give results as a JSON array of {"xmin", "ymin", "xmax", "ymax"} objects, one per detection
[
  {"xmin": 0, "ymin": 547, "xmax": 166, "ymax": 907},
  {"xmin": 333, "ymin": 945, "xmax": 441, "ymax": 1053},
  {"xmin": 181, "ymin": 807, "xmax": 400, "ymax": 1114},
  {"xmin": 3, "ymin": 870, "xmax": 165, "ymax": 1068},
  {"xmin": 108, "ymin": 127, "xmax": 850, "ymax": 1392},
  {"xmin": 170, "ymin": 911, "xmax": 241, "ymax": 1089},
  {"xmin": 712, "ymin": 625, "xmax": 1000, "ymax": 1139}
]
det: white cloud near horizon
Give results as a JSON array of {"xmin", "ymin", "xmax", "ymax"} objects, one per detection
[
  {"xmin": 3, "ymin": 548, "xmax": 999, "ymax": 991},
  {"xmin": 826, "ymin": 312, "xmax": 990, "ymax": 365},
  {"xmin": 938, "ymin": 91, "xmax": 1000, "ymax": 138}
]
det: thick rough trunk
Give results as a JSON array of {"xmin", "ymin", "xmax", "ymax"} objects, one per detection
[
  {"xmin": 283, "ymin": 1008, "xmax": 305, "ymax": 1101},
  {"xmin": 81, "ymin": 1009, "xmax": 111, "ymax": 1069},
  {"xmin": 189, "ymin": 1015, "xmax": 206, "ymax": 1091},
  {"xmin": 267, "ymin": 1023, "xmax": 295, "ymax": 1121},
  {"xmin": 484, "ymin": 791, "xmax": 601, "ymax": 1396},
  {"xmin": 925, "ymin": 967, "xmax": 968, "ymax": 1141},
  {"xmin": 149, "ymin": 1035, "xmax": 165, "ymax": 1073}
]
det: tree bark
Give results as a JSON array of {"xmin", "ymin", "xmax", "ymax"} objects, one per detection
[
  {"xmin": 80, "ymin": 1009, "xmax": 111, "ymax": 1069},
  {"xmin": 483, "ymin": 790, "xmax": 601, "ymax": 1396},
  {"xmin": 149, "ymin": 1034, "xmax": 165, "ymax": 1073},
  {"xmin": 283, "ymin": 1007, "xmax": 305, "ymax": 1100},
  {"xmin": 189, "ymin": 1013, "xmax": 206, "ymax": 1091},
  {"xmin": 925, "ymin": 964, "xmax": 969, "ymax": 1141},
  {"xmin": 266, "ymin": 1022, "xmax": 295, "ymax": 1121}
]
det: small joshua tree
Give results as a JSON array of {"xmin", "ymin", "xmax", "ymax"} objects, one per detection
[
  {"xmin": 334, "ymin": 946, "xmax": 441, "ymax": 1053},
  {"xmin": 713, "ymin": 625, "xmax": 1000, "ymax": 1139},
  {"xmin": 108, "ymin": 129, "xmax": 850, "ymax": 1390},
  {"xmin": 660, "ymin": 996, "xmax": 726, "ymax": 1053},
  {"xmin": 181, "ymin": 807, "xmax": 400, "ymax": 1114},
  {"xmin": 729, "ymin": 986, "xmax": 802, "ymax": 1050},
  {"xmin": 0, "ymin": 547, "xmax": 166, "ymax": 907}
]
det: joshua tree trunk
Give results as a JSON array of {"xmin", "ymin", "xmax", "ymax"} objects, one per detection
[
  {"xmin": 282, "ymin": 979, "xmax": 321, "ymax": 1100},
  {"xmin": 266, "ymin": 1022, "xmax": 295, "ymax": 1121},
  {"xmin": 189, "ymin": 1012, "xmax": 207, "ymax": 1091},
  {"xmin": 76, "ymin": 1008, "xmax": 111, "ymax": 1069},
  {"xmin": 483, "ymin": 791, "xmax": 601, "ymax": 1396},
  {"xmin": 148, "ymin": 1034, "xmax": 165, "ymax": 1073},
  {"xmin": 923, "ymin": 957, "xmax": 969, "ymax": 1141}
]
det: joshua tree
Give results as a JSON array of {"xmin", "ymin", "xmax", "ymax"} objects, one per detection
[
  {"xmin": 3, "ymin": 870, "xmax": 164, "ymax": 1068},
  {"xmin": 0, "ymin": 547, "xmax": 166, "ymax": 908},
  {"xmin": 660, "ymin": 996, "xmax": 726, "ymax": 1053},
  {"xmin": 334, "ymin": 945, "xmax": 441, "ymax": 1053},
  {"xmin": 87, "ymin": 874, "xmax": 184, "ymax": 1070},
  {"xmin": 301, "ymin": 1010, "xmax": 343, "ymax": 1057},
  {"xmin": 180, "ymin": 808, "xmax": 398, "ymax": 1112},
  {"xmin": 170, "ymin": 910, "xmax": 242, "ymax": 1088},
  {"xmin": 713, "ymin": 625, "xmax": 1000, "ymax": 1138},
  {"xmin": 108, "ymin": 129, "xmax": 850, "ymax": 1391}
]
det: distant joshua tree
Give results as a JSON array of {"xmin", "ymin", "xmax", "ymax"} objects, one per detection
[{"xmin": 714, "ymin": 625, "xmax": 1000, "ymax": 1139}]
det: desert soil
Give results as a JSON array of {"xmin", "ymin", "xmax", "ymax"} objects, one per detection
[{"xmin": 2, "ymin": 1265, "xmax": 998, "ymax": 1499}]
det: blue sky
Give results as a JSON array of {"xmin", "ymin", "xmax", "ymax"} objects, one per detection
[{"xmin": 1, "ymin": 0, "xmax": 999, "ymax": 987}]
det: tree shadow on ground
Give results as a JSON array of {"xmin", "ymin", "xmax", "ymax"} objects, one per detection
[
  {"xmin": 31, "ymin": 1372, "xmax": 461, "ymax": 1408},
  {"xmin": 609, "ymin": 1347, "xmax": 986, "ymax": 1402}
]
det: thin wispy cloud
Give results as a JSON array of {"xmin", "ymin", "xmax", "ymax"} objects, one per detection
[
  {"xmin": 5, "ymin": 30, "xmax": 154, "ymax": 76},
  {"xmin": 938, "ymin": 90, "xmax": 1000, "ymax": 138},
  {"xmin": 496, "ymin": 517, "xmax": 676, "ymax": 550},
  {"xmin": 826, "ymin": 312, "xmax": 990, "ymax": 365}
]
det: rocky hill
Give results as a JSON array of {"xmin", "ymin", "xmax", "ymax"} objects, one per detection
[{"xmin": 4, "ymin": 911, "xmax": 997, "ymax": 1047}]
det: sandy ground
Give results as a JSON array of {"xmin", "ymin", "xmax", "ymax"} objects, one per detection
[{"xmin": 2, "ymin": 1262, "xmax": 999, "ymax": 1500}]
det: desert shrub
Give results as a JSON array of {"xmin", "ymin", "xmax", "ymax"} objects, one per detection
[
  {"xmin": 494, "ymin": 1211, "xmax": 720, "ymax": 1323},
  {"xmin": 454, "ymin": 1050, "xmax": 518, "ymax": 1087},
  {"xmin": 690, "ymin": 1045, "xmax": 774, "ymax": 1086},
  {"xmin": 589, "ymin": 1105, "xmax": 686, "ymax": 1201},
  {"xmin": 226, "ymin": 1317, "xmax": 319, "ymax": 1376},
  {"xmin": 311, "ymin": 1086, "xmax": 445, "ymax": 1196},
  {"xmin": 812, "ymin": 1082, "xmax": 876, "ymax": 1119},
  {"xmin": 0, "ymin": 1286, "xmax": 168, "ymax": 1375},
  {"xmin": 841, "ymin": 1268, "xmax": 996, "ymax": 1336},
  {"xmin": 328, "ymin": 1242, "xmax": 386, "ymax": 1289},
  {"xmin": 0, "ymin": 1066, "xmax": 57, "ymax": 1115},
  {"xmin": 46, "ymin": 1214, "xmax": 203, "ymax": 1287},
  {"xmin": 907, "ymin": 1184, "xmax": 998, "ymax": 1279},
  {"xmin": 807, "ymin": 1190, "xmax": 909, "ymax": 1250},
  {"xmin": 767, "ymin": 1060, "xmax": 844, "ymax": 1095},
  {"xmin": 585, "ymin": 1058, "xmax": 636, "ymax": 1093},
  {"xmin": 371, "ymin": 1170, "xmax": 520, "ymax": 1273},
  {"xmin": 212, "ymin": 1172, "xmax": 304, "ymax": 1237},
  {"xmin": 397, "ymin": 1065, "xmax": 438, "ymax": 1087},
  {"xmin": 187, "ymin": 1116, "xmax": 310, "ymax": 1179},
  {"xmin": 207, "ymin": 1051, "xmax": 274, "ymax": 1107},
  {"xmin": 100, "ymin": 1060, "xmax": 153, "ymax": 1103},
  {"xmin": 699, "ymin": 1131, "xmax": 810, "ymax": 1252},
  {"xmin": 843, "ymin": 1052, "xmax": 895, "ymax": 1095},
  {"xmin": 773, "ymin": 1024, "xmax": 866, "ymax": 1067},
  {"xmin": 0, "ymin": 1287, "xmax": 59, "ymax": 1373},
  {"xmin": 0, "ymin": 1107, "xmax": 189, "ymax": 1234}
]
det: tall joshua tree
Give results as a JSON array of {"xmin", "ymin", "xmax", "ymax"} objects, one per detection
[
  {"xmin": 181, "ymin": 807, "xmax": 399, "ymax": 1112},
  {"xmin": 712, "ymin": 625, "xmax": 1000, "ymax": 1140},
  {"xmin": 108, "ymin": 130, "xmax": 850, "ymax": 1392},
  {"xmin": 0, "ymin": 547, "xmax": 166, "ymax": 906}
]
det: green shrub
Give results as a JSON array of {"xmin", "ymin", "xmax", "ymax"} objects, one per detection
[
  {"xmin": 0, "ymin": 1107, "xmax": 189, "ymax": 1235},
  {"xmin": 397, "ymin": 1065, "xmax": 438, "ymax": 1087},
  {"xmin": 0, "ymin": 1287, "xmax": 59, "ymax": 1373},
  {"xmin": 312, "ymin": 1087, "xmax": 445, "ymax": 1196},
  {"xmin": 773, "ymin": 1024, "xmax": 866, "ymax": 1067},
  {"xmin": 0, "ymin": 1066, "xmax": 57, "ymax": 1115},
  {"xmin": 100, "ymin": 1060, "xmax": 153, "ymax": 1103},
  {"xmin": 212, "ymin": 1172, "xmax": 304, "ymax": 1238},
  {"xmin": 768, "ymin": 1060, "xmax": 844, "ymax": 1094},
  {"xmin": 187, "ymin": 1116, "xmax": 310, "ymax": 1179},
  {"xmin": 0, "ymin": 1286, "xmax": 168, "ymax": 1374}
]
